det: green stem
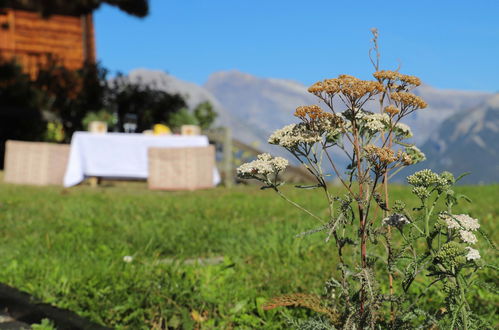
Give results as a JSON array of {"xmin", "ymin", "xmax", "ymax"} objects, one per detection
[{"xmin": 457, "ymin": 275, "xmax": 469, "ymax": 330}]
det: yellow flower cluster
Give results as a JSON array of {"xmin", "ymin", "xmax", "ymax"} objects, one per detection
[
  {"xmin": 364, "ymin": 145, "xmax": 397, "ymax": 164},
  {"xmin": 373, "ymin": 70, "xmax": 421, "ymax": 86},
  {"xmin": 308, "ymin": 75, "xmax": 384, "ymax": 100}
]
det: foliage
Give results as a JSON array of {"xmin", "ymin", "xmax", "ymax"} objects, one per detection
[
  {"xmin": 108, "ymin": 74, "xmax": 187, "ymax": 133},
  {"xmin": 31, "ymin": 318, "xmax": 56, "ymax": 330},
  {"xmin": 82, "ymin": 109, "xmax": 117, "ymax": 130},
  {"xmin": 168, "ymin": 107, "xmax": 199, "ymax": 128},
  {"xmin": 0, "ymin": 59, "xmax": 192, "ymax": 151},
  {"xmin": 0, "ymin": 59, "xmax": 46, "ymax": 166},
  {"xmin": 36, "ymin": 62, "xmax": 107, "ymax": 141},
  {"xmin": 168, "ymin": 101, "xmax": 218, "ymax": 130},
  {"xmin": 0, "ymin": 182, "xmax": 496, "ymax": 328},
  {"xmin": 194, "ymin": 101, "xmax": 218, "ymax": 130},
  {"xmin": 236, "ymin": 31, "xmax": 497, "ymax": 328},
  {"xmin": 44, "ymin": 122, "xmax": 65, "ymax": 142}
]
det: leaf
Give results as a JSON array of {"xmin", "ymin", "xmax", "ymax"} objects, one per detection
[{"xmin": 455, "ymin": 172, "xmax": 471, "ymax": 182}]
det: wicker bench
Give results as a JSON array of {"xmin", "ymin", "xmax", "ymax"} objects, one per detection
[
  {"xmin": 3, "ymin": 140, "xmax": 70, "ymax": 186},
  {"xmin": 148, "ymin": 146, "xmax": 215, "ymax": 191}
]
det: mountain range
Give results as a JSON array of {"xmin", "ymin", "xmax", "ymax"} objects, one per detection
[{"xmin": 128, "ymin": 68, "xmax": 497, "ymax": 183}]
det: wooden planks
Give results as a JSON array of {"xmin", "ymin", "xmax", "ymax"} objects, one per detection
[{"xmin": 0, "ymin": 8, "xmax": 95, "ymax": 77}]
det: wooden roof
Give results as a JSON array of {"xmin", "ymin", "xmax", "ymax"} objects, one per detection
[{"xmin": 0, "ymin": 0, "xmax": 148, "ymax": 17}]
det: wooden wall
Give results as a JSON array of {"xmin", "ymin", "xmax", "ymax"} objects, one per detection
[{"xmin": 0, "ymin": 8, "xmax": 95, "ymax": 77}]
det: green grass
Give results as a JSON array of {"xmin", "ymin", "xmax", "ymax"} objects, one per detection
[{"xmin": 0, "ymin": 180, "xmax": 497, "ymax": 328}]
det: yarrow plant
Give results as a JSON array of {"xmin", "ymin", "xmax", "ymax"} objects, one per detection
[{"xmin": 237, "ymin": 30, "xmax": 495, "ymax": 329}]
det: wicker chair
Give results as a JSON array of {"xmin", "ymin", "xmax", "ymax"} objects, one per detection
[
  {"xmin": 3, "ymin": 140, "xmax": 70, "ymax": 186},
  {"xmin": 148, "ymin": 146, "xmax": 215, "ymax": 191}
]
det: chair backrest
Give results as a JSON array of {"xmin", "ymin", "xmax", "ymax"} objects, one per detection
[
  {"xmin": 148, "ymin": 145, "xmax": 215, "ymax": 191},
  {"xmin": 3, "ymin": 140, "xmax": 70, "ymax": 186}
]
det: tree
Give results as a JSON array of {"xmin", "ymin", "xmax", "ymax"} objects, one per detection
[
  {"xmin": 109, "ymin": 75, "xmax": 187, "ymax": 133},
  {"xmin": 35, "ymin": 62, "xmax": 107, "ymax": 141},
  {"xmin": 194, "ymin": 101, "xmax": 217, "ymax": 130},
  {"xmin": 0, "ymin": 60, "xmax": 46, "ymax": 167}
]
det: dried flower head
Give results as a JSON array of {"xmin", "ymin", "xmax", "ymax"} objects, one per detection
[
  {"xmin": 399, "ymin": 74, "xmax": 421, "ymax": 86},
  {"xmin": 373, "ymin": 70, "xmax": 401, "ymax": 81},
  {"xmin": 308, "ymin": 75, "xmax": 384, "ymax": 102},
  {"xmin": 294, "ymin": 105, "xmax": 326, "ymax": 120},
  {"xmin": 391, "ymin": 92, "xmax": 427, "ymax": 111},
  {"xmin": 373, "ymin": 70, "xmax": 421, "ymax": 87},
  {"xmin": 384, "ymin": 105, "xmax": 400, "ymax": 116},
  {"xmin": 382, "ymin": 213, "xmax": 410, "ymax": 227}
]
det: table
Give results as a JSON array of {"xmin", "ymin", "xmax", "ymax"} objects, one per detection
[{"xmin": 63, "ymin": 132, "xmax": 221, "ymax": 187}]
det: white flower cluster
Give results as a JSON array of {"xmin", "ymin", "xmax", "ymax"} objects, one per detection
[
  {"xmin": 268, "ymin": 124, "xmax": 322, "ymax": 148},
  {"xmin": 440, "ymin": 213, "xmax": 481, "ymax": 259},
  {"xmin": 440, "ymin": 214, "xmax": 480, "ymax": 231},
  {"xmin": 363, "ymin": 113, "xmax": 390, "ymax": 133},
  {"xmin": 459, "ymin": 230, "xmax": 478, "ymax": 244},
  {"xmin": 382, "ymin": 213, "xmax": 410, "ymax": 227},
  {"xmin": 465, "ymin": 247, "xmax": 481, "ymax": 260},
  {"xmin": 237, "ymin": 153, "xmax": 289, "ymax": 179},
  {"xmin": 393, "ymin": 122, "xmax": 413, "ymax": 138}
]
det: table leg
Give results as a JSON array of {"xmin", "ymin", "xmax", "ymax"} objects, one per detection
[{"xmin": 89, "ymin": 177, "xmax": 99, "ymax": 187}]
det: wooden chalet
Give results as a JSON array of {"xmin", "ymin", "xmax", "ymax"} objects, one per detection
[{"xmin": 0, "ymin": 3, "xmax": 95, "ymax": 78}]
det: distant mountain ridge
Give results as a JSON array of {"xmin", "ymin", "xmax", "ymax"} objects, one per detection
[
  {"xmin": 128, "ymin": 68, "xmax": 496, "ymax": 183},
  {"xmin": 417, "ymin": 94, "xmax": 499, "ymax": 184}
]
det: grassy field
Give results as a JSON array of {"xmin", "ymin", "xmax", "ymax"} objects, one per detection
[{"xmin": 0, "ymin": 178, "xmax": 497, "ymax": 328}]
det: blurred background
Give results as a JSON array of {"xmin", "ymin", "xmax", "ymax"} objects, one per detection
[{"xmin": 1, "ymin": 0, "xmax": 498, "ymax": 183}]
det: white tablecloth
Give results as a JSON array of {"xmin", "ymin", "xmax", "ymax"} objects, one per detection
[{"xmin": 64, "ymin": 132, "xmax": 221, "ymax": 187}]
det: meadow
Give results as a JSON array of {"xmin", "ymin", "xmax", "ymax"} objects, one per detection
[{"xmin": 0, "ymin": 178, "xmax": 497, "ymax": 328}]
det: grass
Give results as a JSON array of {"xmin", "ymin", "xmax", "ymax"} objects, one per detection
[{"xmin": 0, "ymin": 178, "xmax": 497, "ymax": 328}]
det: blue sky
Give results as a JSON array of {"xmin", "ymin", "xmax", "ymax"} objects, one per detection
[{"xmin": 94, "ymin": 0, "xmax": 499, "ymax": 92}]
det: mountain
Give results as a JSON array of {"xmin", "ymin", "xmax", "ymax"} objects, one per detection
[
  {"xmin": 417, "ymin": 94, "xmax": 499, "ymax": 184},
  {"xmin": 205, "ymin": 70, "xmax": 491, "ymax": 146},
  {"xmin": 126, "ymin": 68, "xmax": 495, "ymax": 183}
]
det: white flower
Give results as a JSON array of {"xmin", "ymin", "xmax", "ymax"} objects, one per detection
[
  {"xmin": 459, "ymin": 230, "xmax": 477, "ymax": 244},
  {"xmin": 363, "ymin": 113, "xmax": 390, "ymax": 133},
  {"xmin": 236, "ymin": 153, "xmax": 288, "ymax": 179},
  {"xmin": 455, "ymin": 214, "xmax": 480, "ymax": 231},
  {"xmin": 123, "ymin": 255, "xmax": 133, "ymax": 263},
  {"xmin": 268, "ymin": 123, "xmax": 322, "ymax": 148},
  {"xmin": 394, "ymin": 122, "xmax": 413, "ymax": 138},
  {"xmin": 465, "ymin": 247, "xmax": 480, "ymax": 260},
  {"xmin": 271, "ymin": 156, "xmax": 289, "ymax": 171},
  {"xmin": 441, "ymin": 213, "xmax": 480, "ymax": 231}
]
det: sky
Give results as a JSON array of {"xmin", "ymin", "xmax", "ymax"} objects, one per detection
[{"xmin": 94, "ymin": 0, "xmax": 499, "ymax": 92}]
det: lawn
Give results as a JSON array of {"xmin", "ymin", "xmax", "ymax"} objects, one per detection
[{"xmin": 0, "ymin": 179, "xmax": 497, "ymax": 328}]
